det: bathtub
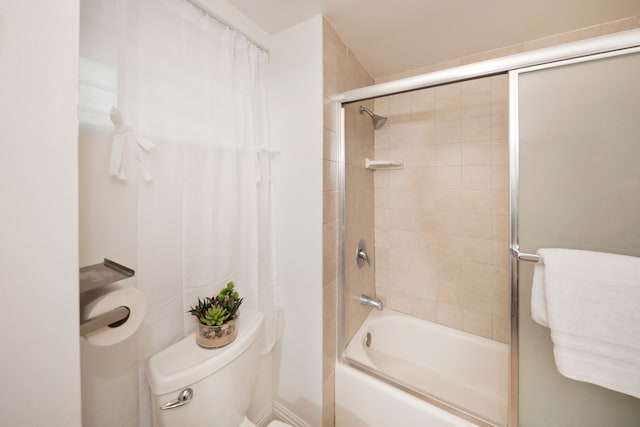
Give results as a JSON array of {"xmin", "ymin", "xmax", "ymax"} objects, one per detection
[{"xmin": 336, "ymin": 308, "xmax": 509, "ymax": 427}]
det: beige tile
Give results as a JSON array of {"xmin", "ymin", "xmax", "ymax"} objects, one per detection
[
  {"xmin": 462, "ymin": 165, "xmax": 491, "ymax": 190},
  {"xmin": 462, "ymin": 77, "xmax": 491, "ymax": 94},
  {"xmin": 436, "ymin": 95, "xmax": 463, "ymax": 121},
  {"xmin": 411, "ymin": 297, "xmax": 438, "ymax": 322},
  {"xmin": 461, "ymin": 283, "xmax": 494, "ymax": 313},
  {"xmin": 458, "ymin": 237, "xmax": 492, "ymax": 264},
  {"xmin": 323, "ymin": 160, "xmax": 338, "ymax": 192},
  {"xmin": 462, "ymin": 262, "xmax": 507, "ymax": 291},
  {"xmin": 491, "ymin": 114, "xmax": 508, "ymax": 140},
  {"xmin": 323, "ymin": 97, "xmax": 338, "ymax": 133},
  {"xmin": 462, "ymin": 117, "xmax": 492, "ymax": 142},
  {"xmin": 436, "ymin": 279, "xmax": 464, "ymax": 306},
  {"xmin": 389, "ymin": 92, "xmax": 412, "ymax": 116},
  {"xmin": 491, "ymin": 214, "xmax": 509, "ymax": 241},
  {"xmin": 323, "ymin": 191, "xmax": 338, "ymax": 223},
  {"xmin": 411, "ymin": 87, "xmax": 435, "ymax": 112},
  {"xmin": 436, "ymin": 302, "xmax": 463, "ymax": 329},
  {"xmin": 491, "ymin": 190, "xmax": 509, "ymax": 215},
  {"xmin": 374, "ymin": 266, "xmax": 397, "ymax": 289},
  {"xmin": 397, "ymin": 142, "xmax": 435, "ymax": 168},
  {"xmin": 435, "ymin": 166, "xmax": 462, "ymax": 189},
  {"xmin": 463, "ymin": 309, "xmax": 493, "ymax": 339},
  {"xmin": 322, "ymin": 20, "xmax": 347, "ymax": 98},
  {"xmin": 493, "ymin": 315, "xmax": 510, "ymax": 343},
  {"xmin": 408, "ymin": 275, "xmax": 438, "ymax": 300},
  {"xmin": 462, "ymin": 141, "xmax": 492, "ymax": 165},
  {"xmin": 435, "ymin": 119, "xmax": 463, "ymax": 143},
  {"xmin": 434, "ymin": 189, "xmax": 463, "ymax": 213},
  {"xmin": 402, "ymin": 168, "xmax": 436, "ymax": 190},
  {"xmin": 491, "ymin": 139, "xmax": 509, "ymax": 165},
  {"xmin": 434, "ymin": 211, "xmax": 464, "ymax": 237},
  {"xmin": 435, "ymin": 258, "xmax": 464, "ymax": 284},
  {"xmin": 323, "ymin": 247, "xmax": 337, "ymax": 289},
  {"xmin": 322, "ymin": 371, "xmax": 336, "ymax": 425},
  {"xmin": 491, "ymin": 89, "xmax": 509, "ymax": 117},
  {"xmin": 435, "ymin": 236, "xmax": 461, "ymax": 261},
  {"xmin": 459, "ymin": 213, "xmax": 491, "ymax": 239},
  {"xmin": 489, "ymin": 74, "xmax": 509, "ymax": 92},
  {"xmin": 462, "ymin": 91, "xmax": 491, "ymax": 119},
  {"xmin": 387, "ymin": 289, "xmax": 415, "ymax": 315},
  {"xmin": 492, "ymin": 288, "xmax": 510, "ymax": 317},
  {"xmin": 435, "ymin": 143, "xmax": 462, "ymax": 166},
  {"xmin": 435, "ymin": 83, "xmax": 462, "ymax": 99},
  {"xmin": 491, "ymin": 164, "xmax": 509, "ymax": 190},
  {"xmin": 462, "ymin": 190, "xmax": 492, "ymax": 215},
  {"xmin": 491, "ymin": 240, "xmax": 509, "ymax": 266},
  {"xmin": 323, "ymin": 129, "xmax": 338, "ymax": 162},
  {"xmin": 374, "ymin": 96, "xmax": 391, "ymax": 116}
]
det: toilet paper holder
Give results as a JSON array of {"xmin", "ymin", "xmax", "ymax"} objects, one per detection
[{"xmin": 79, "ymin": 258, "xmax": 135, "ymax": 336}]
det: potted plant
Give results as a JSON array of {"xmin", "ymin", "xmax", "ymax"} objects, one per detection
[{"xmin": 188, "ymin": 282, "xmax": 243, "ymax": 348}]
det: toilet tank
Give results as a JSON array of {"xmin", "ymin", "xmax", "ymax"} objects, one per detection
[{"xmin": 147, "ymin": 309, "xmax": 264, "ymax": 427}]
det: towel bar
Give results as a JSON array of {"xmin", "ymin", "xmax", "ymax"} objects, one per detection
[{"xmin": 510, "ymin": 247, "xmax": 542, "ymax": 263}]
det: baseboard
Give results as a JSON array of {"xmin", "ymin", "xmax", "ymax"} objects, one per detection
[
  {"xmin": 252, "ymin": 403, "xmax": 272, "ymax": 427},
  {"xmin": 272, "ymin": 400, "xmax": 312, "ymax": 427}
]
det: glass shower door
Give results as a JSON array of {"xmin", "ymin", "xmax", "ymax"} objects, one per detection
[{"xmin": 515, "ymin": 49, "xmax": 640, "ymax": 426}]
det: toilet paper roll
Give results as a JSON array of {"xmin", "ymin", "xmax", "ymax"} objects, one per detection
[{"xmin": 81, "ymin": 283, "xmax": 147, "ymax": 346}]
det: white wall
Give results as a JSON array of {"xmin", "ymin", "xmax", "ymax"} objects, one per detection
[
  {"xmin": 269, "ymin": 15, "xmax": 324, "ymax": 427},
  {"xmin": 0, "ymin": 1, "xmax": 82, "ymax": 426}
]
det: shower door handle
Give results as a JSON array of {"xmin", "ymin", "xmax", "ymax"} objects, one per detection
[{"xmin": 510, "ymin": 246, "xmax": 542, "ymax": 263}]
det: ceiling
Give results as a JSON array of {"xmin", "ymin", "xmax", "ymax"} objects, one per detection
[{"xmin": 225, "ymin": 0, "xmax": 640, "ymax": 78}]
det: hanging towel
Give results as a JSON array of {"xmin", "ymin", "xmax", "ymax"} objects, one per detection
[
  {"xmin": 531, "ymin": 248, "xmax": 640, "ymax": 398},
  {"xmin": 109, "ymin": 106, "xmax": 154, "ymax": 182}
]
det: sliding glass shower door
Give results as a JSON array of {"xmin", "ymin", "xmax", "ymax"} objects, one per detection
[{"xmin": 514, "ymin": 49, "xmax": 640, "ymax": 426}]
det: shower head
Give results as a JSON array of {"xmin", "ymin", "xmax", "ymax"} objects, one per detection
[{"xmin": 359, "ymin": 105, "xmax": 388, "ymax": 129}]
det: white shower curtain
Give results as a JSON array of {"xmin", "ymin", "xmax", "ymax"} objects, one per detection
[{"xmin": 79, "ymin": 0, "xmax": 277, "ymax": 426}]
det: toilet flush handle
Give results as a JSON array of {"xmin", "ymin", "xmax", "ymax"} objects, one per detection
[{"xmin": 161, "ymin": 388, "xmax": 193, "ymax": 410}]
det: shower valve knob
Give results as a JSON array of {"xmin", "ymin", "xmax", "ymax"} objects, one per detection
[{"xmin": 356, "ymin": 239, "xmax": 370, "ymax": 268}]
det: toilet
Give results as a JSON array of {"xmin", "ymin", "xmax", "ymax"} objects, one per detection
[{"xmin": 147, "ymin": 308, "xmax": 290, "ymax": 427}]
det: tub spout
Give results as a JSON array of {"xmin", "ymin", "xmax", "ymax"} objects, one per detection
[{"xmin": 360, "ymin": 294, "xmax": 383, "ymax": 311}]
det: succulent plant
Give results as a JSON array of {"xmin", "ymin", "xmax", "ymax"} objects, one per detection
[
  {"xmin": 203, "ymin": 305, "xmax": 230, "ymax": 326},
  {"xmin": 188, "ymin": 281, "xmax": 243, "ymax": 326},
  {"xmin": 217, "ymin": 281, "xmax": 243, "ymax": 320}
]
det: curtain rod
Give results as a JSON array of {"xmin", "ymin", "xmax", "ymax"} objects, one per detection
[{"xmin": 188, "ymin": 0, "xmax": 270, "ymax": 52}]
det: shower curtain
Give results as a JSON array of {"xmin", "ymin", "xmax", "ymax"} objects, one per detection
[{"xmin": 79, "ymin": 0, "xmax": 277, "ymax": 425}]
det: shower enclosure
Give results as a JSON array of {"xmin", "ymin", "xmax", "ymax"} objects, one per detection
[{"xmin": 336, "ymin": 30, "xmax": 640, "ymax": 427}]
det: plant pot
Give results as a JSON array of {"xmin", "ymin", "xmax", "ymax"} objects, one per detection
[{"xmin": 196, "ymin": 319, "xmax": 237, "ymax": 348}]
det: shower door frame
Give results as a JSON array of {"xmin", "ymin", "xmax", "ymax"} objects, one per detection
[{"xmin": 335, "ymin": 28, "xmax": 640, "ymax": 427}]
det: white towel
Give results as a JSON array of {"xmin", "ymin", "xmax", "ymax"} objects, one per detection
[{"xmin": 531, "ymin": 248, "xmax": 640, "ymax": 398}]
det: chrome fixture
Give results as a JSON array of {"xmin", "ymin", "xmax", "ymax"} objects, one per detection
[
  {"xmin": 356, "ymin": 239, "xmax": 370, "ymax": 268},
  {"xmin": 79, "ymin": 258, "xmax": 135, "ymax": 336},
  {"xmin": 510, "ymin": 246, "xmax": 542, "ymax": 263},
  {"xmin": 360, "ymin": 294, "xmax": 383, "ymax": 311},
  {"xmin": 359, "ymin": 105, "xmax": 387, "ymax": 129},
  {"xmin": 161, "ymin": 388, "xmax": 193, "ymax": 410}
]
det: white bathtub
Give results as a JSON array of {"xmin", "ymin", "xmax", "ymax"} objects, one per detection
[{"xmin": 336, "ymin": 309, "xmax": 509, "ymax": 426}]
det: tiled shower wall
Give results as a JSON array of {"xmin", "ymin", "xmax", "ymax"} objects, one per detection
[
  {"xmin": 323, "ymin": 12, "xmax": 640, "ymax": 427},
  {"xmin": 373, "ymin": 76, "xmax": 510, "ymax": 342},
  {"xmin": 322, "ymin": 18, "xmax": 373, "ymax": 427}
]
